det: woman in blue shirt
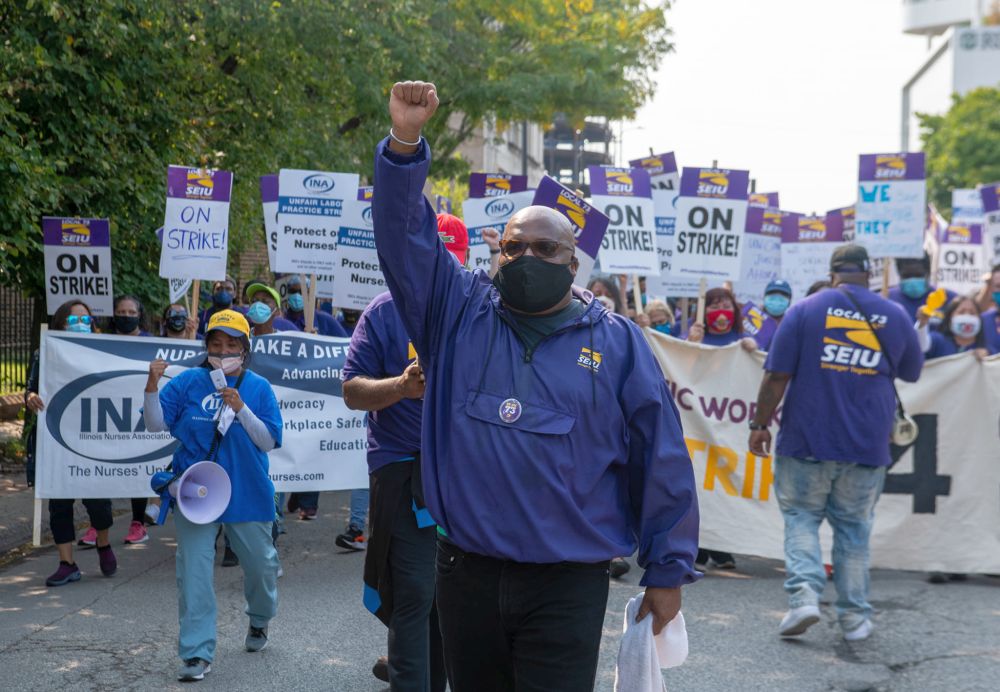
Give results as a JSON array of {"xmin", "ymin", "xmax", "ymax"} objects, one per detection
[
  {"xmin": 916, "ymin": 294, "xmax": 995, "ymax": 361},
  {"xmin": 143, "ymin": 310, "xmax": 283, "ymax": 682}
]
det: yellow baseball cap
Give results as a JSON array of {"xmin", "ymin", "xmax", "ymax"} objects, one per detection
[{"xmin": 206, "ymin": 309, "xmax": 250, "ymax": 340}]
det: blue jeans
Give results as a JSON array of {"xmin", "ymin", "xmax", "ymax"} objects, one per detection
[
  {"xmin": 349, "ymin": 488, "xmax": 369, "ymax": 531},
  {"xmin": 774, "ymin": 455, "xmax": 886, "ymax": 632}
]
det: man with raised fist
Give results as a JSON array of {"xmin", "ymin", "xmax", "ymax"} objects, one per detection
[{"xmin": 371, "ymin": 80, "xmax": 700, "ymax": 691}]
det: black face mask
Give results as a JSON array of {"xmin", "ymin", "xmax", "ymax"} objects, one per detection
[
  {"xmin": 492, "ymin": 255, "xmax": 574, "ymax": 314},
  {"xmin": 166, "ymin": 315, "xmax": 188, "ymax": 332},
  {"xmin": 113, "ymin": 315, "xmax": 140, "ymax": 334}
]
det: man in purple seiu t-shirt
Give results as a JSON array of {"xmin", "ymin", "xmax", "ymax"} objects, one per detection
[{"xmin": 748, "ymin": 243, "xmax": 922, "ymax": 644}]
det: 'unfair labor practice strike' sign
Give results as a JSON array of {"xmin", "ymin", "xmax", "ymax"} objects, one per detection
[
  {"xmin": 275, "ymin": 169, "xmax": 360, "ymax": 274},
  {"xmin": 936, "ymin": 223, "xmax": 984, "ymax": 295},
  {"xmin": 462, "ymin": 173, "xmax": 534, "ymax": 272},
  {"xmin": 160, "ymin": 166, "xmax": 233, "ymax": 281},
  {"xmin": 589, "ymin": 166, "xmax": 658, "ymax": 274},
  {"xmin": 672, "ymin": 167, "xmax": 750, "ymax": 281},
  {"xmin": 332, "ymin": 187, "xmax": 383, "ymax": 310},
  {"xmin": 980, "ymin": 183, "xmax": 1000, "ymax": 270},
  {"xmin": 533, "ymin": 176, "xmax": 609, "ymax": 288},
  {"xmin": 43, "ymin": 217, "xmax": 114, "ymax": 316},
  {"xmin": 855, "ymin": 153, "xmax": 926, "ymax": 259}
]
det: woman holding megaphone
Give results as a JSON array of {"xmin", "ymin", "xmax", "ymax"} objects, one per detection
[{"xmin": 143, "ymin": 309, "xmax": 283, "ymax": 683}]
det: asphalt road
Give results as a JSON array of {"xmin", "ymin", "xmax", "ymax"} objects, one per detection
[{"xmin": 1, "ymin": 490, "xmax": 998, "ymax": 691}]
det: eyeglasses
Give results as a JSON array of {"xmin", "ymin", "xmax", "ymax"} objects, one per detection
[
  {"xmin": 66, "ymin": 315, "xmax": 92, "ymax": 327},
  {"xmin": 499, "ymin": 239, "xmax": 568, "ymax": 260},
  {"xmin": 167, "ymin": 310, "xmax": 188, "ymax": 319}
]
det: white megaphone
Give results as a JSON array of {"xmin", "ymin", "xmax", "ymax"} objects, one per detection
[{"xmin": 152, "ymin": 461, "xmax": 232, "ymax": 525}]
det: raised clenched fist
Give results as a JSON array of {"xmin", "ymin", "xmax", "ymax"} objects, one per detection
[{"xmin": 388, "ymin": 81, "xmax": 439, "ymax": 151}]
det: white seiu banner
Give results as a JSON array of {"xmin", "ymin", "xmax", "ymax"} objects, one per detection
[
  {"xmin": 34, "ymin": 331, "xmax": 368, "ymax": 499},
  {"xmin": 643, "ymin": 333, "xmax": 1000, "ymax": 574}
]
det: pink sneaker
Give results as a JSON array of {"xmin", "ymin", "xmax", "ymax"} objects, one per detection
[
  {"xmin": 77, "ymin": 527, "xmax": 97, "ymax": 547},
  {"xmin": 124, "ymin": 520, "xmax": 148, "ymax": 544}
]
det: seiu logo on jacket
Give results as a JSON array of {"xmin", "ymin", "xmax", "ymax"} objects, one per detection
[
  {"xmin": 577, "ymin": 347, "xmax": 602, "ymax": 372},
  {"xmin": 820, "ymin": 307, "xmax": 885, "ymax": 374}
]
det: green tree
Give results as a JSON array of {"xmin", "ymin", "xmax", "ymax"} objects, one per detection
[{"xmin": 919, "ymin": 87, "xmax": 1000, "ymax": 219}]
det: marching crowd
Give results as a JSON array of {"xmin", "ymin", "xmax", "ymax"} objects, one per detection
[{"xmin": 19, "ymin": 79, "xmax": 1000, "ymax": 691}]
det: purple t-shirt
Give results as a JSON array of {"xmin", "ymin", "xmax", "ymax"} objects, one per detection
[
  {"xmin": 983, "ymin": 309, "xmax": 1000, "ymax": 353},
  {"xmin": 764, "ymin": 284, "xmax": 923, "ymax": 467},
  {"xmin": 341, "ymin": 291, "xmax": 421, "ymax": 473}
]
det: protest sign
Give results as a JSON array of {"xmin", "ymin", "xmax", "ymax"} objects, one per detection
[
  {"xmin": 159, "ymin": 166, "xmax": 233, "ymax": 281},
  {"xmin": 952, "ymin": 188, "xmax": 984, "ymax": 225},
  {"xmin": 435, "ymin": 195, "xmax": 452, "ymax": 214},
  {"xmin": 935, "ymin": 223, "xmax": 984, "ymax": 295},
  {"xmin": 748, "ymin": 192, "xmax": 779, "ymax": 208},
  {"xmin": 643, "ymin": 333, "xmax": 1000, "ymax": 573},
  {"xmin": 43, "ymin": 217, "xmax": 114, "ymax": 316},
  {"xmin": 275, "ymin": 169, "xmax": 359, "ymax": 274},
  {"xmin": 980, "ymin": 182, "xmax": 1000, "ymax": 270},
  {"xmin": 740, "ymin": 301, "xmax": 777, "ymax": 347},
  {"xmin": 462, "ymin": 186, "xmax": 535, "ymax": 272},
  {"xmin": 855, "ymin": 153, "xmax": 926, "ymax": 259},
  {"xmin": 34, "ymin": 331, "xmax": 369, "ymax": 498},
  {"xmin": 629, "ymin": 152, "xmax": 679, "ymax": 193},
  {"xmin": 672, "ymin": 167, "xmax": 751, "ymax": 281},
  {"xmin": 734, "ymin": 207, "xmax": 782, "ymax": 305},
  {"xmin": 589, "ymin": 166, "xmax": 658, "ymax": 274},
  {"xmin": 332, "ymin": 186, "xmax": 384, "ymax": 310},
  {"xmin": 468, "ymin": 172, "xmax": 528, "ymax": 198},
  {"xmin": 779, "ymin": 212, "xmax": 846, "ymax": 302},
  {"xmin": 532, "ymin": 176, "xmax": 609, "ymax": 287},
  {"xmin": 261, "ymin": 174, "xmax": 279, "ymax": 271}
]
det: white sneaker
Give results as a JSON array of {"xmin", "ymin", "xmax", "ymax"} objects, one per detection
[
  {"xmin": 843, "ymin": 619, "xmax": 873, "ymax": 642},
  {"xmin": 779, "ymin": 605, "xmax": 821, "ymax": 637}
]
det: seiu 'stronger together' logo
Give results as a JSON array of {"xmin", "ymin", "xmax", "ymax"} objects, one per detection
[
  {"xmin": 762, "ymin": 210, "xmax": 783, "ymax": 234},
  {"xmin": 820, "ymin": 308, "xmax": 884, "ymax": 373},
  {"xmin": 557, "ymin": 190, "xmax": 587, "ymax": 231},
  {"xmin": 744, "ymin": 306, "xmax": 765, "ymax": 334},
  {"xmin": 874, "ymin": 155, "xmax": 906, "ymax": 180},
  {"xmin": 637, "ymin": 157, "xmax": 665, "ymax": 175},
  {"xmin": 61, "ymin": 220, "xmax": 91, "ymax": 246},
  {"xmin": 361, "ymin": 187, "xmax": 374, "ymax": 201},
  {"xmin": 946, "ymin": 225, "xmax": 972, "ymax": 244},
  {"xmin": 697, "ymin": 170, "xmax": 730, "ymax": 198},
  {"xmin": 798, "ymin": 216, "xmax": 826, "ymax": 241},
  {"xmin": 185, "ymin": 169, "xmax": 215, "ymax": 198},
  {"xmin": 485, "ymin": 175, "xmax": 514, "ymax": 196},
  {"xmin": 605, "ymin": 169, "xmax": 634, "ymax": 195},
  {"xmin": 577, "ymin": 347, "xmax": 602, "ymax": 372},
  {"xmin": 749, "ymin": 193, "xmax": 769, "ymax": 206}
]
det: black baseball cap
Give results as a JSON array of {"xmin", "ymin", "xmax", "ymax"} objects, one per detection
[{"xmin": 830, "ymin": 244, "xmax": 870, "ymax": 273}]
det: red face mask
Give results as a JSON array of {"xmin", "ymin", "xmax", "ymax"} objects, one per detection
[{"xmin": 706, "ymin": 309, "xmax": 734, "ymax": 334}]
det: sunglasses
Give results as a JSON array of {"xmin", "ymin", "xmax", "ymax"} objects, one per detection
[
  {"xmin": 499, "ymin": 239, "xmax": 568, "ymax": 260},
  {"xmin": 167, "ymin": 310, "xmax": 189, "ymax": 319},
  {"xmin": 65, "ymin": 315, "xmax": 92, "ymax": 326}
]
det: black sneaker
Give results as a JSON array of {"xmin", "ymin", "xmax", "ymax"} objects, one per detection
[
  {"xmin": 335, "ymin": 526, "xmax": 366, "ymax": 551},
  {"xmin": 245, "ymin": 625, "xmax": 268, "ymax": 652},
  {"xmin": 178, "ymin": 658, "xmax": 211, "ymax": 681},
  {"xmin": 609, "ymin": 557, "xmax": 631, "ymax": 579},
  {"xmin": 221, "ymin": 547, "xmax": 239, "ymax": 567},
  {"xmin": 709, "ymin": 551, "xmax": 736, "ymax": 569},
  {"xmin": 372, "ymin": 655, "xmax": 389, "ymax": 682},
  {"xmin": 695, "ymin": 549, "xmax": 709, "ymax": 571}
]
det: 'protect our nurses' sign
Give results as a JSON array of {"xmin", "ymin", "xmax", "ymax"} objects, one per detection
[
  {"xmin": 159, "ymin": 166, "xmax": 233, "ymax": 281},
  {"xmin": 275, "ymin": 169, "xmax": 360, "ymax": 275},
  {"xmin": 589, "ymin": 166, "xmax": 658, "ymax": 274},
  {"xmin": 43, "ymin": 217, "xmax": 114, "ymax": 316},
  {"xmin": 855, "ymin": 153, "xmax": 926, "ymax": 259},
  {"xmin": 672, "ymin": 167, "xmax": 750, "ymax": 281},
  {"xmin": 332, "ymin": 186, "xmax": 384, "ymax": 310}
]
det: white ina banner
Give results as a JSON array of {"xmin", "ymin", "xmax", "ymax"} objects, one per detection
[
  {"xmin": 42, "ymin": 217, "xmax": 114, "ymax": 316},
  {"xmin": 643, "ymin": 333, "xmax": 1000, "ymax": 574},
  {"xmin": 275, "ymin": 169, "xmax": 360, "ymax": 274},
  {"xmin": 461, "ymin": 191, "xmax": 535, "ymax": 272},
  {"xmin": 589, "ymin": 166, "xmax": 658, "ymax": 274},
  {"xmin": 34, "ymin": 331, "xmax": 368, "ymax": 498},
  {"xmin": 672, "ymin": 167, "xmax": 751, "ymax": 281},
  {"xmin": 159, "ymin": 166, "xmax": 233, "ymax": 281},
  {"xmin": 855, "ymin": 153, "xmax": 926, "ymax": 259},
  {"xmin": 332, "ymin": 187, "xmax": 384, "ymax": 310}
]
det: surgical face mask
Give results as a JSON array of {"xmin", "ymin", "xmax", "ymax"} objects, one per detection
[
  {"xmin": 706, "ymin": 309, "xmax": 735, "ymax": 334},
  {"xmin": 166, "ymin": 312, "xmax": 188, "ymax": 333},
  {"xmin": 951, "ymin": 314, "xmax": 981, "ymax": 338},
  {"xmin": 652, "ymin": 323, "xmax": 672, "ymax": 336},
  {"xmin": 65, "ymin": 317, "xmax": 92, "ymax": 333},
  {"xmin": 992, "ymin": 291, "xmax": 1000, "ymax": 307},
  {"xmin": 212, "ymin": 290, "xmax": 234, "ymax": 308},
  {"xmin": 899, "ymin": 277, "xmax": 928, "ymax": 299},
  {"xmin": 492, "ymin": 255, "xmax": 574, "ymax": 314},
  {"xmin": 287, "ymin": 292, "xmax": 305, "ymax": 311},
  {"xmin": 207, "ymin": 352, "xmax": 243, "ymax": 375},
  {"xmin": 247, "ymin": 301, "xmax": 274, "ymax": 325},
  {"xmin": 763, "ymin": 294, "xmax": 790, "ymax": 318},
  {"xmin": 113, "ymin": 315, "xmax": 140, "ymax": 334}
]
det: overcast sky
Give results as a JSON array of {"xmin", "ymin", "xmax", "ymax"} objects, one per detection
[{"xmin": 621, "ymin": 0, "xmax": 953, "ymax": 214}]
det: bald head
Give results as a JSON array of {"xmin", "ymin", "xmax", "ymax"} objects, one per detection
[{"xmin": 505, "ymin": 205, "xmax": 576, "ymax": 247}]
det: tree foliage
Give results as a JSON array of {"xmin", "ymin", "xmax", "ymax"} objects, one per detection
[
  {"xmin": 1, "ymin": 0, "xmax": 671, "ymax": 310},
  {"xmin": 919, "ymin": 87, "xmax": 1000, "ymax": 219}
]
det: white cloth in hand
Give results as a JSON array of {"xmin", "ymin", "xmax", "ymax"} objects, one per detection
[{"xmin": 614, "ymin": 592, "xmax": 688, "ymax": 692}]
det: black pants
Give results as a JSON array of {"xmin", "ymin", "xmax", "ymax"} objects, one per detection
[
  {"xmin": 435, "ymin": 540, "xmax": 610, "ymax": 692},
  {"xmin": 131, "ymin": 497, "xmax": 148, "ymax": 523},
  {"xmin": 48, "ymin": 498, "xmax": 113, "ymax": 545},
  {"xmin": 386, "ymin": 485, "xmax": 446, "ymax": 692}
]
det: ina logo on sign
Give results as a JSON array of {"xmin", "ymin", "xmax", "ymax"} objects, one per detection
[
  {"xmin": 485, "ymin": 198, "xmax": 515, "ymax": 219},
  {"xmin": 303, "ymin": 174, "xmax": 335, "ymax": 194}
]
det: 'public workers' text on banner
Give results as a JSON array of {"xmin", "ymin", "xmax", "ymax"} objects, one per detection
[
  {"xmin": 631, "ymin": 153, "xmax": 700, "ymax": 298},
  {"xmin": 672, "ymin": 167, "xmax": 751, "ymax": 281},
  {"xmin": 532, "ymin": 176, "xmax": 609, "ymax": 288},
  {"xmin": 275, "ymin": 169, "xmax": 360, "ymax": 275},
  {"xmin": 159, "ymin": 166, "xmax": 233, "ymax": 281},
  {"xmin": 855, "ymin": 153, "xmax": 926, "ymax": 259},
  {"xmin": 43, "ymin": 217, "xmax": 114, "ymax": 317},
  {"xmin": 332, "ymin": 186, "xmax": 384, "ymax": 310},
  {"xmin": 643, "ymin": 333, "xmax": 1000, "ymax": 574},
  {"xmin": 779, "ymin": 212, "xmax": 844, "ymax": 303},
  {"xmin": 462, "ymin": 174, "xmax": 535, "ymax": 272},
  {"xmin": 980, "ymin": 183, "xmax": 1000, "ymax": 270},
  {"xmin": 935, "ymin": 223, "xmax": 984, "ymax": 295},
  {"xmin": 260, "ymin": 174, "xmax": 279, "ymax": 271},
  {"xmin": 34, "ymin": 332, "xmax": 368, "ymax": 499},
  {"xmin": 589, "ymin": 166, "xmax": 658, "ymax": 274},
  {"xmin": 734, "ymin": 207, "xmax": 782, "ymax": 305}
]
